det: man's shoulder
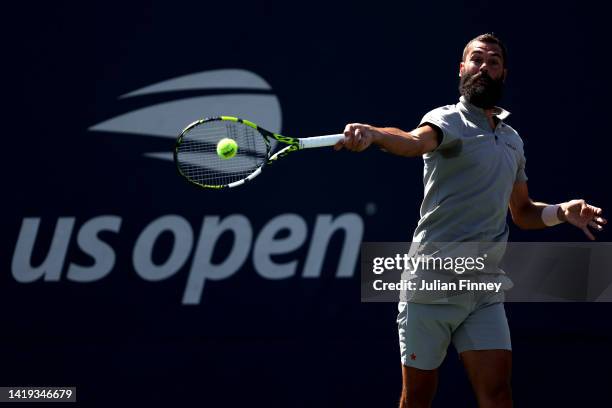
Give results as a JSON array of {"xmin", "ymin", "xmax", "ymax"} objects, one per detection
[
  {"xmin": 426, "ymin": 103, "xmax": 460, "ymax": 115},
  {"xmin": 501, "ymin": 123, "xmax": 524, "ymax": 145},
  {"xmin": 421, "ymin": 103, "xmax": 463, "ymax": 124}
]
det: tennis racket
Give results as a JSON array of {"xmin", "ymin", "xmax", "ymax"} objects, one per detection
[{"xmin": 174, "ymin": 116, "xmax": 343, "ymax": 189}]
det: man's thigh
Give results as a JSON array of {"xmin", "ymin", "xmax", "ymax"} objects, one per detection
[
  {"xmin": 460, "ymin": 349, "xmax": 512, "ymax": 380},
  {"xmin": 452, "ymin": 298, "xmax": 511, "ymax": 354},
  {"xmin": 400, "ymin": 364, "xmax": 438, "ymax": 408},
  {"xmin": 460, "ymin": 349, "xmax": 512, "ymax": 405},
  {"xmin": 454, "ymin": 297, "xmax": 512, "ymax": 405},
  {"xmin": 397, "ymin": 300, "xmax": 468, "ymax": 370}
]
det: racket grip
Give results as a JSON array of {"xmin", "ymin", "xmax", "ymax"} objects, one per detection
[{"xmin": 299, "ymin": 134, "xmax": 344, "ymax": 149}]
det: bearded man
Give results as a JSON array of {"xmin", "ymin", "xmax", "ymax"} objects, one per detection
[{"xmin": 335, "ymin": 33, "xmax": 607, "ymax": 408}]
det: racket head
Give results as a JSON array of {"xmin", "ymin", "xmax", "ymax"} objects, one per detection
[{"xmin": 174, "ymin": 116, "xmax": 273, "ymax": 189}]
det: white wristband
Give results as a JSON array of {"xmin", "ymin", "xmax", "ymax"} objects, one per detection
[{"xmin": 542, "ymin": 204, "xmax": 563, "ymax": 227}]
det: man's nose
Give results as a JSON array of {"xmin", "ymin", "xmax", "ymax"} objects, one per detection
[{"xmin": 479, "ymin": 63, "xmax": 489, "ymax": 73}]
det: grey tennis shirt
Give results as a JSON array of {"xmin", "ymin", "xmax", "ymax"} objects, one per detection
[
  {"xmin": 415, "ymin": 96, "xmax": 527, "ymax": 244},
  {"xmin": 401, "ymin": 96, "xmax": 527, "ymax": 301}
]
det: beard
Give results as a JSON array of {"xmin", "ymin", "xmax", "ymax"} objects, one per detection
[{"xmin": 459, "ymin": 71, "xmax": 504, "ymax": 109}]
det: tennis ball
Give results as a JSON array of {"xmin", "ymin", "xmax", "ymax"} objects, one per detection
[{"xmin": 216, "ymin": 138, "xmax": 238, "ymax": 159}]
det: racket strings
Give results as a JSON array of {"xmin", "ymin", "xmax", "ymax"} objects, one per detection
[{"xmin": 176, "ymin": 121, "xmax": 269, "ymax": 187}]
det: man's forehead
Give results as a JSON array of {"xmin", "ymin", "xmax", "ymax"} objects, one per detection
[{"xmin": 467, "ymin": 41, "xmax": 503, "ymax": 57}]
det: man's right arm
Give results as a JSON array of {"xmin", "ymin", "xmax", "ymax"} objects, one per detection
[{"xmin": 334, "ymin": 123, "xmax": 441, "ymax": 157}]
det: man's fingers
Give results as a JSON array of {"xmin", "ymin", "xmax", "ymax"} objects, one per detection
[
  {"xmin": 582, "ymin": 226, "xmax": 596, "ymax": 240},
  {"xmin": 343, "ymin": 125, "xmax": 355, "ymax": 141},
  {"xmin": 343, "ymin": 124, "xmax": 354, "ymax": 136},
  {"xmin": 341, "ymin": 127, "xmax": 353, "ymax": 149},
  {"xmin": 580, "ymin": 204, "xmax": 592, "ymax": 218},
  {"xmin": 581, "ymin": 204, "xmax": 602, "ymax": 218},
  {"xmin": 589, "ymin": 221, "xmax": 604, "ymax": 231},
  {"xmin": 358, "ymin": 134, "xmax": 370, "ymax": 151},
  {"xmin": 337, "ymin": 123, "xmax": 353, "ymax": 151},
  {"xmin": 346, "ymin": 127, "xmax": 361, "ymax": 150},
  {"xmin": 588, "ymin": 205, "xmax": 602, "ymax": 216},
  {"xmin": 339, "ymin": 123, "xmax": 372, "ymax": 152},
  {"xmin": 334, "ymin": 139, "xmax": 344, "ymax": 151},
  {"xmin": 345, "ymin": 134, "xmax": 356, "ymax": 149},
  {"xmin": 565, "ymin": 200, "xmax": 605, "ymax": 239}
]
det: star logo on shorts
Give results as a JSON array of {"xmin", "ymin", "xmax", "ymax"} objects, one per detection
[{"xmin": 410, "ymin": 353, "xmax": 417, "ymax": 360}]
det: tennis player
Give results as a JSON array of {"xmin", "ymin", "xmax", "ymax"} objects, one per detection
[{"xmin": 336, "ymin": 33, "xmax": 607, "ymax": 408}]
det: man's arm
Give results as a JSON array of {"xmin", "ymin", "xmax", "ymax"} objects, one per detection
[
  {"xmin": 509, "ymin": 181, "xmax": 607, "ymax": 240},
  {"xmin": 334, "ymin": 123, "xmax": 440, "ymax": 156}
]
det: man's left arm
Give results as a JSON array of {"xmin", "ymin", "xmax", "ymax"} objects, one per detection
[{"xmin": 509, "ymin": 181, "xmax": 607, "ymax": 240}]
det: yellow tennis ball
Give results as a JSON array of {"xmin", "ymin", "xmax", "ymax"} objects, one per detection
[{"xmin": 216, "ymin": 138, "xmax": 238, "ymax": 159}]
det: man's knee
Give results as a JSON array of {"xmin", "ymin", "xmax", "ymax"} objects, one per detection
[{"xmin": 477, "ymin": 382, "xmax": 512, "ymax": 407}]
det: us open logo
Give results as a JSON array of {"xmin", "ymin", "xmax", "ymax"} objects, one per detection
[
  {"xmin": 12, "ymin": 69, "xmax": 364, "ymax": 305},
  {"xmin": 88, "ymin": 68, "xmax": 283, "ymax": 160}
]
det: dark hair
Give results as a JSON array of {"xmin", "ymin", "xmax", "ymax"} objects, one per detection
[{"xmin": 462, "ymin": 33, "xmax": 508, "ymax": 67}]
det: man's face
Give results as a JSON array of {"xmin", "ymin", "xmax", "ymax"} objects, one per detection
[{"xmin": 459, "ymin": 41, "xmax": 507, "ymax": 109}]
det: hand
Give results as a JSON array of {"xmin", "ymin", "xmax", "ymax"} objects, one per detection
[
  {"xmin": 334, "ymin": 123, "xmax": 377, "ymax": 152},
  {"xmin": 559, "ymin": 199, "xmax": 607, "ymax": 240}
]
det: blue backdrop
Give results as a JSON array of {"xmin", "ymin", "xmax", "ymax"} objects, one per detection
[{"xmin": 4, "ymin": 1, "xmax": 611, "ymax": 406}]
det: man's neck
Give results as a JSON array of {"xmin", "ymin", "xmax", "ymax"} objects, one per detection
[
  {"xmin": 459, "ymin": 96, "xmax": 506, "ymax": 130},
  {"xmin": 483, "ymin": 108, "xmax": 498, "ymax": 130}
]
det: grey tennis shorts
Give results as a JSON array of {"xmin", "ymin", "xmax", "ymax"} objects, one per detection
[{"xmin": 397, "ymin": 291, "xmax": 511, "ymax": 370}]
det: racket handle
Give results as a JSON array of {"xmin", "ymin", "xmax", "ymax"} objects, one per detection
[{"xmin": 298, "ymin": 134, "xmax": 344, "ymax": 149}]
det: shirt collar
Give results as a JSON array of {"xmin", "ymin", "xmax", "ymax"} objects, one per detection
[{"xmin": 458, "ymin": 96, "xmax": 511, "ymax": 121}]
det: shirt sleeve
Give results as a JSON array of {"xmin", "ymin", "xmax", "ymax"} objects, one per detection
[
  {"xmin": 419, "ymin": 106, "xmax": 461, "ymax": 151},
  {"xmin": 516, "ymin": 150, "xmax": 528, "ymax": 182}
]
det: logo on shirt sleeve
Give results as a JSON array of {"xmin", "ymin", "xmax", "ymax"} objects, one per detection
[{"xmin": 504, "ymin": 141, "xmax": 518, "ymax": 151}]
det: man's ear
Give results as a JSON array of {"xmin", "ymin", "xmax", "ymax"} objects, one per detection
[{"xmin": 459, "ymin": 62, "xmax": 464, "ymax": 77}]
